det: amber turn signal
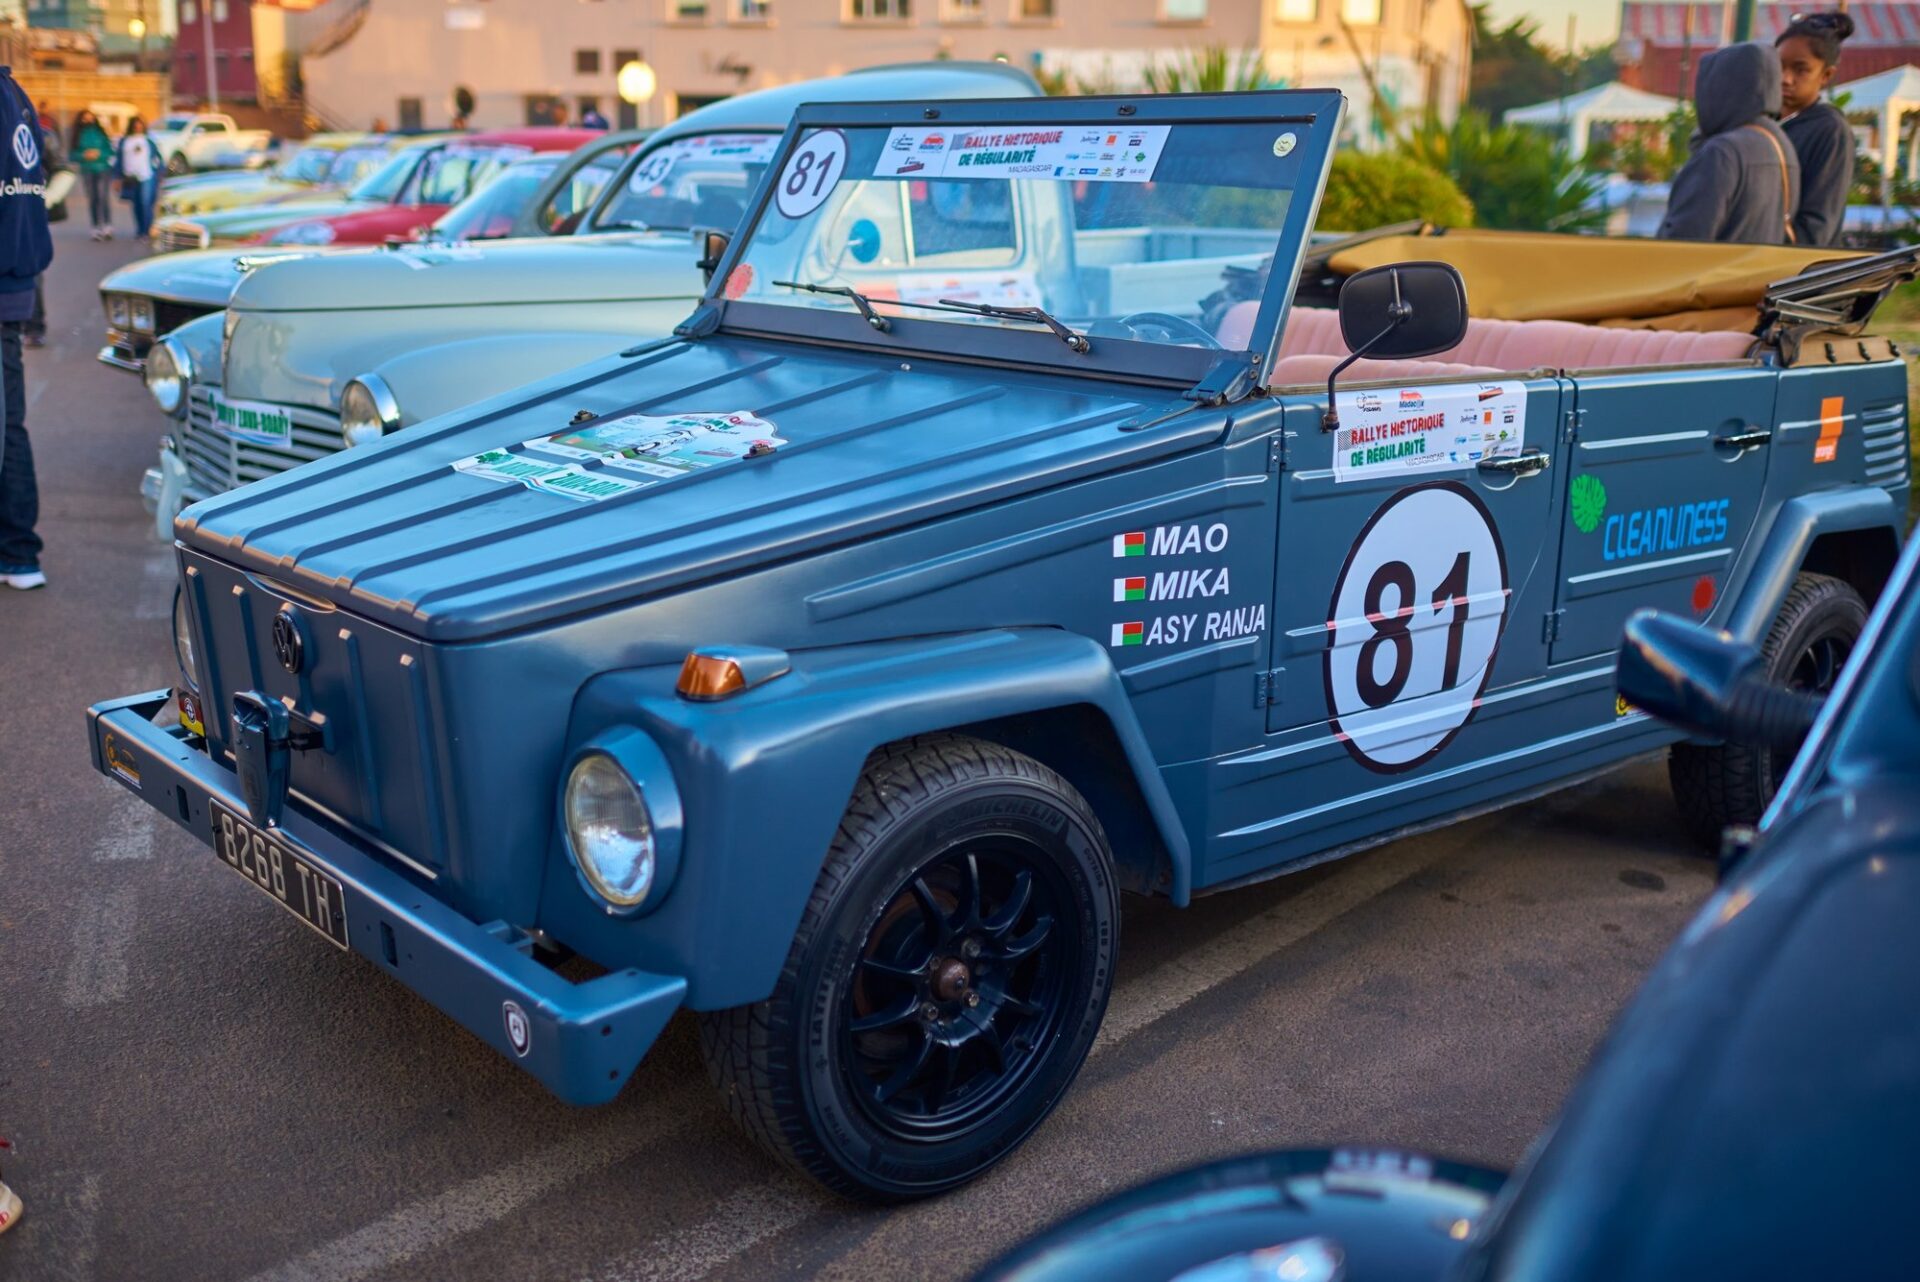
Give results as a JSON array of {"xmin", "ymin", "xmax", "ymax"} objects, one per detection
[{"xmin": 677, "ymin": 653, "xmax": 747, "ymax": 701}]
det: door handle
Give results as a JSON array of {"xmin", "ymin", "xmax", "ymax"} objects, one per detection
[
  {"xmin": 1477, "ymin": 449, "xmax": 1551, "ymax": 478},
  {"xmin": 1714, "ymin": 428, "xmax": 1772, "ymax": 449}
]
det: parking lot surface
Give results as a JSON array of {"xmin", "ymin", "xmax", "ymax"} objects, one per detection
[{"xmin": 0, "ymin": 218, "xmax": 1715, "ymax": 1282}]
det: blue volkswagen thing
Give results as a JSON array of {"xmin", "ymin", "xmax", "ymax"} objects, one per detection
[{"xmin": 88, "ymin": 91, "xmax": 1911, "ymax": 1200}]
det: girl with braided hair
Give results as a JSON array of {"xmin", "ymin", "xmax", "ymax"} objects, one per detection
[{"xmin": 1777, "ymin": 11, "xmax": 1857, "ymax": 246}]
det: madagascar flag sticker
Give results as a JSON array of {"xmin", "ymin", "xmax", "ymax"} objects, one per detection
[
  {"xmin": 1112, "ymin": 532, "xmax": 1145, "ymax": 557},
  {"xmin": 1114, "ymin": 576, "xmax": 1146, "ymax": 602},
  {"xmin": 1111, "ymin": 621, "xmax": 1144, "ymax": 646}
]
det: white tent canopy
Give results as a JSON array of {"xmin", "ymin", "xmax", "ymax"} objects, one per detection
[
  {"xmin": 1830, "ymin": 64, "xmax": 1920, "ymax": 185},
  {"xmin": 1504, "ymin": 81, "xmax": 1681, "ymax": 157}
]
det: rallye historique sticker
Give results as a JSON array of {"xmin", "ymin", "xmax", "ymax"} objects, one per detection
[
  {"xmin": 1332, "ymin": 381, "xmax": 1527, "ymax": 484},
  {"xmin": 875, "ymin": 124, "xmax": 1170, "ymax": 182},
  {"xmin": 451, "ymin": 411, "xmax": 783, "ymax": 502}
]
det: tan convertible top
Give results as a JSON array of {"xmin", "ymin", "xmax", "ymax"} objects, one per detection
[{"xmin": 1325, "ymin": 229, "xmax": 1863, "ymax": 326}]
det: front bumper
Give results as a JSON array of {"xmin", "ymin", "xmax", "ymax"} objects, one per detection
[
  {"xmin": 98, "ymin": 340, "xmax": 146, "ymax": 373},
  {"xmin": 87, "ymin": 689, "xmax": 686, "ymax": 1105}
]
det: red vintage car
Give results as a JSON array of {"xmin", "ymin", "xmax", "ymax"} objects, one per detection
[{"xmin": 251, "ymin": 128, "xmax": 604, "ymax": 247}]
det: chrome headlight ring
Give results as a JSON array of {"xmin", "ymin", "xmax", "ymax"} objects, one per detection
[
  {"xmin": 339, "ymin": 374, "xmax": 402, "ymax": 448},
  {"xmin": 560, "ymin": 731, "xmax": 683, "ymax": 917},
  {"xmin": 145, "ymin": 337, "xmax": 193, "ymax": 420}
]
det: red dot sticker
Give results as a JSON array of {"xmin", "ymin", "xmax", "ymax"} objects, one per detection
[
  {"xmin": 723, "ymin": 263, "xmax": 753, "ymax": 300},
  {"xmin": 1692, "ymin": 575, "xmax": 1717, "ymax": 613}
]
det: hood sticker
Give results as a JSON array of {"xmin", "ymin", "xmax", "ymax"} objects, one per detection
[{"xmin": 451, "ymin": 411, "xmax": 784, "ymax": 501}]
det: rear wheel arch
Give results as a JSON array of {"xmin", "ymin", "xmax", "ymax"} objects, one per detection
[{"xmin": 1799, "ymin": 525, "xmax": 1899, "ymax": 610}]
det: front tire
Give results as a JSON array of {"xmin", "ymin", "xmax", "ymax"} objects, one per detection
[
  {"xmin": 1668, "ymin": 572, "xmax": 1865, "ymax": 848},
  {"xmin": 699, "ymin": 734, "xmax": 1119, "ymax": 1201},
  {"xmin": 165, "ymin": 152, "xmax": 189, "ymax": 176}
]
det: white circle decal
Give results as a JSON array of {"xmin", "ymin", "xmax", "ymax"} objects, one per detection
[
  {"xmin": 12, "ymin": 123, "xmax": 40, "ymax": 171},
  {"xmin": 1325, "ymin": 483, "xmax": 1509, "ymax": 772},
  {"xmin": 502, "ymin": 1000, "xmax": 531, "ymax": 1057},
  {"xmin": 774, "ymin": 128, "xmax": 847, "ymax": 221},
  {"xmin": 628, "ymin": 148, "xmax": 675, "ymax": 192},
  {"xmin": 1273, "ymin": 132, "xmax": 1297, "ymax": 158}
]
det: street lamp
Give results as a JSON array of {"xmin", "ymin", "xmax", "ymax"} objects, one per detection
[{"xmin": 617, "ymin": 58, "xmax": 658, "ymax": 129}]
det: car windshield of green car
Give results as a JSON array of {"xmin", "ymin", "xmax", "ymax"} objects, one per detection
[
  {"xmin": 433, "ymin": 158, "xmax": 559, "ymax": 241},
  {"xmin": 277, "ymin": 146, "xmax": 338, "ymax": 185},
  {"xmin": 592, "ymin": 133, "xmax": 782, "ymax": 233},
  {"xmin": 349, "ymin": 147, "xmax": 426, "ymax": 203},
  {"xmin": 722, "ymin": 120, "xmax": 1298, "ymax": 355},
  {"xmin": 326, "ymin": 145, "xmax": 392, "ymax": 187}
]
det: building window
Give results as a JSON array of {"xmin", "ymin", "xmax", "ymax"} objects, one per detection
[
  {"xmin": 1160, "ymin": 0, "xmax": 1207, "ymax": 20},
  {"xmin": 213, "ymin": 0, "xmax": 229, "ymax": 19},
  {"xmin": 943, "ymin": 0, "xmax": 983, "ymax": 19},
  {"xmin": 1015, "ymin": 0, "xmax": 1054, "ymax": 17},
  {"xmin": 848, "ymin": 0, "xmax": 910, "ymax": 17},
  {"xmin": 398, "ymin": 97, "xmax": 423, "ymax": 131},
  {"xmin": 576, "ymin": 48, "xmax": 602, "ymax": 74},
  {"xmin": 181, "ymin": 0, "xmax": 195, "ymax": 21},
  {"xmin": 1341, "ymin": 0, "xmax": 1380, "ymax": 23},
  {"xmin": 1275, "ymin": 0, "xmax": 1316, "ymax": 21},
  {"xmin": 733, "ymin": 0, "xmax": 772, "ymax": 20},
  {"xmin": 672, "ymin": 0, "xmax": 707, "ymax": 19}
]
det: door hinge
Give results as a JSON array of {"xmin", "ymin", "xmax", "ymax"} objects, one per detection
[
  {"xmin": 1255, "ymin": 668, "xmax": 1283, "ymax": 707},
  {"xmin": 1541, "ymin": 609, "xmax": 1565, "ymax": 643},
  {"xmin": 1562, "ymin": 406, "xmax": 1585, "ymax": 444},
  {"xmin": 1268, "ymin": 433, "xmax": 1287, "ymax": 473}
]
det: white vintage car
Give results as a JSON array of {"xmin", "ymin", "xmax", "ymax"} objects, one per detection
[{"xmin": 136, "ymin": 62, "xmax": 1040, "ymax": 535}]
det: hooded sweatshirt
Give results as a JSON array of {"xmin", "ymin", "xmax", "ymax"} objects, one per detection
[
  {"xmin": 1782, "ymin": 99, "xmax": 1853, "ymax": 247},
  {"xmin": 0, "ymin": 68, "xmax": 54, "ymax": 317},
  {"xmin": 1660, "ymin": 42, "xmax": 1801, "ymax": 244}
]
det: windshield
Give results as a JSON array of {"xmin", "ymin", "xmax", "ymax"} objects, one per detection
[
  {"xmin": 276, "ymin": 146, "xmax": 338, "ymax": 184},
  {"xmin": 541, "ymin": 149, "xmax": 629, "ymax": 234},
  {"xmin": 326, "ymin": 146, "xmax": 391, "ymax": 187},
  {"xmin": 722, "ymin": 121, "xmax": 1300, "ymax": 356},
  {"xmin": 157, "ymin": 115, "xmax": 194, "ymax": 132},
  {"xmin": 594, "ymin": 133, "xmax": 781, "ymax": 232},
  {"xmin": 411, "ymin": 144, "xmax": 530, "ymax": 206},
  {"xmin": 433, "ymin": 158, "xmax": 558, "ymax": 241},
  {"xmin": 350, "ymin": 148, "xmax": 426, "ymax": 204}
]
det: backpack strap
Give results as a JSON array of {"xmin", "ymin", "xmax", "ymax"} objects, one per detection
[{"xmin": 1744, "ymin": 122, "xmax": 1797, "ymax": 244}]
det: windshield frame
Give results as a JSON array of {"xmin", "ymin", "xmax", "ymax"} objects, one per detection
[{"xmin": 701, "ymin": 91, "xmax": 1343, "ymax": 390}]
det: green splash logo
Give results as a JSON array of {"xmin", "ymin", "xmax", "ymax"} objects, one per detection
[{"xmin": 1571, "ymin": 474, "xmax": 1608, "ymax": 534}]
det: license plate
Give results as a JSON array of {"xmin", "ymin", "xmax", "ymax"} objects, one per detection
[
  {"xmin": 208, "ymin": 390, "xmax": 293, "ymax": 447},
  {"xmin": 210, "ymin": 804, "xmax": 350, "ymax": 949}
]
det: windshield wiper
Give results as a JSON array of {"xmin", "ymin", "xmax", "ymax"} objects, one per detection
[
  {"xmin": 934, "ymin": 299, "xmax": 1090, "ymax": 353},
  {"xmin": 773, "ymin": 280, "xmax": 891, "ymax": 332}
]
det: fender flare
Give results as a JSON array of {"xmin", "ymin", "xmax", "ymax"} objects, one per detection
[
  {"xmin": 550, "ymin": 628, "xmax": 1191, "ymax": 1009},
  {"xmin": 1725, "ymin": 488, "xmax": 1903, "ymax": 645}
]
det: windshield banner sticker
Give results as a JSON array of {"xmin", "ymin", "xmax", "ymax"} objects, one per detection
[
  {"xmin": 877, "ymin": 125, "xmax": 1169, "ymax": 183},
  {"xmin": 629, "ymin": 133, "xmax": 780, "ymax": 191},
  {"xmin": 1332, "ymin": 382, "xmax": 1528, "ymax": 485}
]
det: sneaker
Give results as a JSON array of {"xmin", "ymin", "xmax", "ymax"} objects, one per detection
[
  {"xmin": 0, "ymin": 564, "xmax": 46, "ymax": 590},
  {"xmin": 22, "ymin": 333, "xmax": 44, "ymax": 349},
  {"xmin": 0, "ymin": 1179, "xmax": 19, "ymax": 1234},
  {"xmin": 102, "ymin": 228, "xmax": 114, "ymax": 240}
]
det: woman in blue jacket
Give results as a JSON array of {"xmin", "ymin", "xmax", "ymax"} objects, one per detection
[{"xmin": 115, "ymin": 116, "xmax": 162, "ymax": 238}]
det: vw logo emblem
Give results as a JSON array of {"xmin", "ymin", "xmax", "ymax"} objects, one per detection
[
  {"xmin": 12, "ymin": 123, "xmax": 39, "ymax": 172},
  {"xmin": 502, "ymin": 1001, "xmax": 531, "ymax": 1057},
  {"xmin": 271, "ymin": 609, "xmax": 305, "ymax": 676}
]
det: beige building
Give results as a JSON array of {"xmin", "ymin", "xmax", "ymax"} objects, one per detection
[{"xmin": 291, "ymin": 0, "xmax": 1469, "ymax": 141}]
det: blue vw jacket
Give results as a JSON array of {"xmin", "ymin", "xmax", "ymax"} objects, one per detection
[{"xmin": 0, "ymin": 67, "xmax": 54, "ymax": 303}]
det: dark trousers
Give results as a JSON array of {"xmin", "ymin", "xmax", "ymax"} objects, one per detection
[
  {"xmin": 82, "ymin": 170, "xmax": 112, "ymax": 229},
  {"xmin": 23, "ymin": 279, "xmax": 44, "ymax": 341},
  {"xmin": 129, "ymin": 178, "xmax": 156, "ymax": 238},
  {"xmin": 0, "ymin": 323, "xmax": 39, "ymax": 568}
]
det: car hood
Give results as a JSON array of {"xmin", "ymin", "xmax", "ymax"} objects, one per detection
[
  {"xmin": 103, "ymin": 244, "xmax": 338, "ymax": 307},
  {"xmin": 229, "ymin": 232, "xmax": 706, "ymax": 311},
  {"xmin": 187, "ymin": 197, "xmax": 372, "ymax": 238},
  {"xmin": 176, "ymin": 337, "xmax": 1211, "ymax": 642},
  {"xmin": 162, "ymin": 177, "xmax": 315, "ymax": 215}
]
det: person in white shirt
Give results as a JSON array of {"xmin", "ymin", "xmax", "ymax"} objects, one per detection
[{"xmin": 115, "ymin": 116, "xmax": 161, "ymax": 239}]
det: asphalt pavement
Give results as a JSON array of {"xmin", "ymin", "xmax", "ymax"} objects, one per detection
[{"xmin": 0, "ymin": 215, "xmax": 1716, "ymax": 1282}]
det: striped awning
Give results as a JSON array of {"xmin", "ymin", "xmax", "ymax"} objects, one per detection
[{"xmin": 1621, "ymin": 2, "xmax": 1920, "ymax": 46}]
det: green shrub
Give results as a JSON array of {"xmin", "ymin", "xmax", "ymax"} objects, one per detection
[
  {"xmin": 1316, "ymin": 151, "xmax": 1475, "ymax": 232},
  {"xmin": 1398, "ymin": 112, "xmax": 1607, "ymax": 233}
]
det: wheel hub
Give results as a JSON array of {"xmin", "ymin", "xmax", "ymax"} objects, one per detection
[{"xmin": 932, "ymin": 957, "xmax": 972, "ymax": 1002}]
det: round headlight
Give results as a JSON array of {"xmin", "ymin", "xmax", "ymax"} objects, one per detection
[
  {"xmin": 171, "ymin": 585, "xmax": 198, "ymax": 691},
  {"xmin": 339, "ymin": 375, "xmax": 401, "ymax": 448},
  {"xmin": 269, "ymin": 221, "xmax": 337, "ymax": 246},
  {"xmin": 145, "ymin": 338, "xmax": 192, "ymax": 420},
  {"xmin": 564, "ymin": 753, "xmax": 656, "ymax": 909}
]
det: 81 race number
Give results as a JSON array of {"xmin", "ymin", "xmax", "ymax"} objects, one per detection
[
  {"xmin": 774, "ymin": 129, "xmax": 848, "ymax": 220},
  {"xmin": 1325, "ymin": 483, "xmax": 1511, "ymax": 772}
]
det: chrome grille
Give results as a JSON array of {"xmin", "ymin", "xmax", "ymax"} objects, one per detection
[
  {"xmin": 157, "ymin": 223, "xmax": 209, "ymax": 253},
  {"xmin": 181, "ymin": 385, "xmax": 342, "ymax": 500}
]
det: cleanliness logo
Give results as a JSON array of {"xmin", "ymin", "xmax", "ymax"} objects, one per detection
[{"xmin": 1576, "ymin": 475, "xmax": 1730, "ymax": 562}]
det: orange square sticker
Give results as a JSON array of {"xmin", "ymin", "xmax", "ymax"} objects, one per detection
[{"xmin": 1814, "ymin": 395, "xmax": 1844, "ymax": 464}]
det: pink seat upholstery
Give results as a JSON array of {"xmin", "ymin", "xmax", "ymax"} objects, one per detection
[
  {"xmin": 1214, "ymin": 303, "xmax": 1757, "ymax": 382},
  {"xmin": 1267, "ymin": 353, "xmax": 1501, "ymax": 385}
]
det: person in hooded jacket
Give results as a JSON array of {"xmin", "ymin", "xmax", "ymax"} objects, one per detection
[
  {"xmin": 1777, "ymin": 12, "xmax": 1857, "ymax": 247},
  {"xmin": 0, "ymin": 66, "xmax": 55, "ymax": 591},
  {"xmin": 1660, "ymin": 42, "xmax": 1801, "ymax": 244}
]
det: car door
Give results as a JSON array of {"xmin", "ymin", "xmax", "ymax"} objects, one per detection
[{"xmin": 1549, "ymin": 367, "xmax": 1779, "ymax": 664}]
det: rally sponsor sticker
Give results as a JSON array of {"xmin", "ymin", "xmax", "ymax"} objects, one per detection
[
  {"xmin": 1324, "ymin": 482, "xmax": 1510, "ymax": 772},
  {"xmin": 453, "ymin": 449, "xmax": 571, "ymax": 487},
  {"xmin": 876, "ymin": 125, "xmax": 1169, "ymax": 183},
  {"xmin": 528, "ymin": 411, "xmax": 783, "ymax": 477},
  {"xmin": 209, "ymin": 390, "xmax": 294, "ymax": 447},
  {"xmin": 628, "ymin": 133, "xmax": 781, "ymax": 192},
  {"xmin": 527, "ymin": 465, "xmax": 652, "ymax": 504},
  {"xmin": 1332, "ymin": 382, "xmax": 1527, "ymax": 484}
]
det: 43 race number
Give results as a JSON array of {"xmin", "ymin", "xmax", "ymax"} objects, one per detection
[
  {"xmin": 774, "ymin": 128, "xmax": 848, "ymax": 220},
  {"xmin": 1325, "ymin": 483, "xmax": 1510, "ymax": 771}
]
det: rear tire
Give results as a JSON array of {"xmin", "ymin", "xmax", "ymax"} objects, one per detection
[
  {"xmin": 698, "ymin": 734, "xmax": 1119, "ymax": 1201},
  {"xmin": 1668, "ymin": 572, "xmax": 1865, "ymax": 848},
  {"xmin": 165, "ymin": 152, "xmax": 189, "ymax": 177}
]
